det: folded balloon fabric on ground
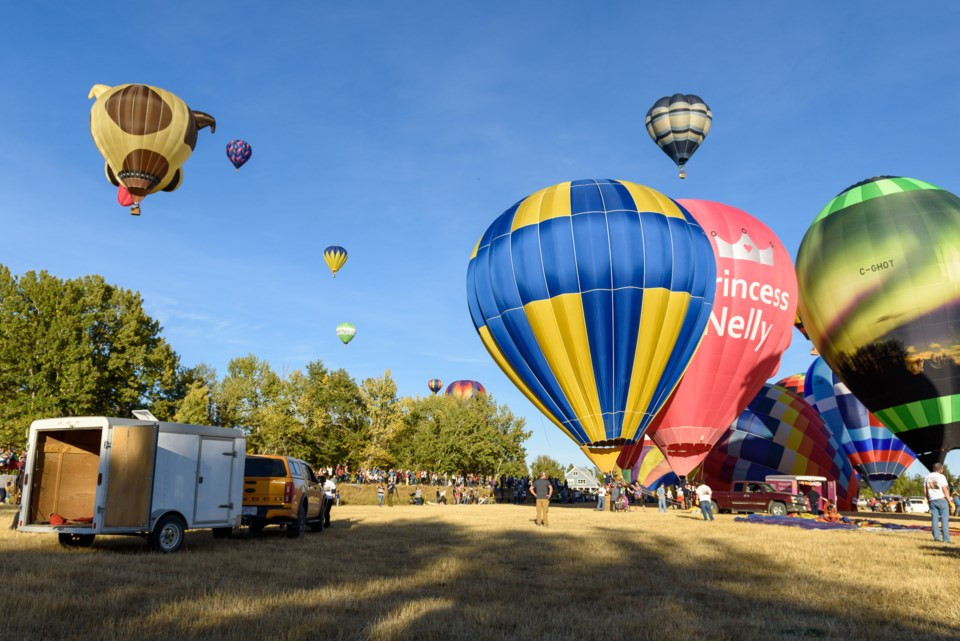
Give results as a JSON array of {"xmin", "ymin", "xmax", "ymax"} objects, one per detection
[{"xmin": 735, "ymin": 513, "xmax": 960, "ymax": 535}]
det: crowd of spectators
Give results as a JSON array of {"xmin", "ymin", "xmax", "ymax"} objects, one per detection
[{"xmin": 0, "ymin": 448, "xmax": 22, "ymax": 505}]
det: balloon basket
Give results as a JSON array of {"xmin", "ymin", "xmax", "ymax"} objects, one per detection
[
  {"xmin": 678, "ymin": 169, "xmax": 686, "ymax": 179},
  {"xmin": 130, "ymin": 205, "xmax": 141, "ymax": 216}
]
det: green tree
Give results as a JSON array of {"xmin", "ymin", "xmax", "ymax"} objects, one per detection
[
  {"xmin": 295, "ymin": 361, "xmax": 368, "ymax": 467},
  {"xmin": 359, "ymin": 369, "xmax": 403, "ymax": 468},
  {"xmin": 0, "ymin": 265, "xmax": 185, "ymax": 446},
  {"xmin": 174, "ymin": 380, "xmax": 213, "ymax": 424},
  {"xmin": 530, "ymin": 454, "xmax": 565, "ymax": 480}
]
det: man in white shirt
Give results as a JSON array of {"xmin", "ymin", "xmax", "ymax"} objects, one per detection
[
  {"xmin": 596, "ymin": 485, "xmax": 607, "ymax": 511},
  {"xmin": 323, "ymin": 476, "xmax": 337, "ymax": 528},
  {"xmin": 924, "ymin": 463, "xmax": 951, "ymax": 543},
  {"xmin": 696, "ymin": 482, "xmax": 714, "ymax": 521}
]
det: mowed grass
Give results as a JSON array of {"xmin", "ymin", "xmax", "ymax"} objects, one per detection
[{"xmin": 1, "ymin": 503, "xmax": 958, "ymax": 641}]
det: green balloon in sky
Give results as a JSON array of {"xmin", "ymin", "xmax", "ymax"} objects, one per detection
[
  {"xmin": 796, "ymin": 176, "xmax": 960, "ymax": 469},
  {"xmin": 336, "ymin": 322, "xmax": 356, "ymax": 345}
]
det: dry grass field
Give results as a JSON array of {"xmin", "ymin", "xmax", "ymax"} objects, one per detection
[{"xmin": 1, "ymin": 502, "xmax": 958, "ymax": 641}]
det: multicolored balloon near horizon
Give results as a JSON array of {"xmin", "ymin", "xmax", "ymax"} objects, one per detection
[
  {"xmin": 89, "ymin": 83, "xmax": 215, "ymax": 215},
  {"xmin": 445, "ymin": 380, "xmax": 485, "ymax": 400},
  {"xmin": 226, "ymin": 139, "xmax": 252, "ymax": 171},
  {"xmin": 645, "ymin": 94, "xmax": 712, "ymax": 179},
  {"xmin": 427, "ymin": 379, "xmax": 443, "ymax": 395},
  {"xmin": 467, "ymin": 179, "xmax": 717, "ymax": 472},
  {"xmin": 776, "ymin": 372, "xmax": 806, "ymax": 397},
  {"xmin": 621, "ymin": 438, "xmax": 677, "ymax": 491},
  {"xmin": 323, "ymin": 246, "xmax": 348, "ymax": 277},
  {"xmin": 635, "ymin": 199, "xmax": 797, "ymax": 478},
  {"xmin": 805, "ymin": 357, "xmax": 916, "ymax": 494},
  {"xmin": 336, "ymin": 322, "xmax": 356, "ymax": 345},
  {"xmin": 702, "ymin": 384, "xmax": 859, "ymax": 510},
  {"xmin": 796, "ymin": 176, "xmax": 960, "ymax": 469}
]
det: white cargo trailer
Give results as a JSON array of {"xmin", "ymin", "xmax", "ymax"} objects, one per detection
[{"xmin": 17, "ymin": 415, "xmax": 245, "ymax": 552}]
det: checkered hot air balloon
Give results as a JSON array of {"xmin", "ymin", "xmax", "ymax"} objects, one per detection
[
  {"xmin": 226, "ymin": 139, "xmax": 252, "ymax": 171},
  {"xmin": 776, "ymin": 373, "xmax": 806, "ymax": 397},
  {"xmin": 645, "ymin": 94, "xmax": 712, "ymax": 179},
  {"xmin": 323, "ymin": 246, "xmax": 348, "ymax": 278},
  {"xmin": 467, "ymin": 179, "xmax": 717, "ymax": 473},
  {"xmin": 427, "ymin": 379, "xmax": 443, "ymax": 395},
  {"xmin": 805, "ymin": 357, "xmax": 916, "ymax": 494},
  {"xmin": 702, "ymin": 384, "xmax": 859, "ymax": 510},
  {"xmin": 445, "ymin": 380, "xmax": 485, "ymax": 399}
]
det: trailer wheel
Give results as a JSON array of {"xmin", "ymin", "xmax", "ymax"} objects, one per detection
[
  {"xmin": 212, "ymin": 527, "xmax": 233, "ymax": 539},
  {"xmin": 150, "ymin": 514, "xmax": 186, "ymax": 553},
  {"xmin": 768, "ymin": 502, "xmax": 787, "ymax": 517},
  {"xmin": 58, "ymin": 533, "xmax": 95, "ymax": 548},
  {"xmin": 287, "ymin": 502, "xmax": 307, "ymax": 539},
  {"xmin": 710, "ymin": 501, "xmax": 719, "ymax": 514}
]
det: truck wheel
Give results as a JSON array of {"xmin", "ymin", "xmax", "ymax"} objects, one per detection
[
  {"xmin": 212, "ymin": 527, "xmax": 233, "ymax": 539},
  {"xmin": 150, "ymin": 514, "xmax": 186, "ymax": 553},
  {"xmin": 768, "ymin": 502, "xmax": 787, "ymax": 517},
  {"xmin": 309, "ymin": 511, "xmax": 324, "ymax": 532},
  {"xmin": 710, "ymin": 501, "xmax": 719, "ymax": 514},
  {"xmin": 287, "ymin": 502, "xmax": 306, "ymax": 539},
  {"xmin": 58, "ymin": 533, "xmax": 95, "ymax": 548}
]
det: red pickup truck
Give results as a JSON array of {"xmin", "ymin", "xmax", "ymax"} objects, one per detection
[{"xmin": 710, "ymin": 481, "xmax": 809, "ymax": 516}]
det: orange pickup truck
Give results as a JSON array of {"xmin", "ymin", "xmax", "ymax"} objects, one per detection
[{"xmin": 241, "ymin": 455, "xmax": 326, "ymax": 538}]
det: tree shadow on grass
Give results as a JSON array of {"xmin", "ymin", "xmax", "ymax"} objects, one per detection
[{"xmin": 2, "ymin": 513, "xmax": 958, "ymax": 641}]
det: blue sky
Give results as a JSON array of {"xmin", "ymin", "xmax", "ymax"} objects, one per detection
[{"xmin": 1, "ymin": 2, "xmax": 959, "ymax": 474}]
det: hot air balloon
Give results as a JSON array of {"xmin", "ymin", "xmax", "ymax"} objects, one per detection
[
  {"xmin": 117, "ymin": 185, "xmax": 134, "ymax": 208},
  {"xmin": 796, "ymin": 176, "xmax": 960, "ymax": 468},
  {"xmin": 645, "ymin": 94, "xmax": 712, "ymax": 179},
  {"xmin": 776, "ymin": 373, "xmax": 806, "ymax": 397},
  {"xmin": 467, "ymin": 179, "xmax": 717, "ymax": 472},
  {"xmin": 702, "ymin": 384, "xmax": 859, "ymax": 510},
  {"xmin": 445, "ymin": 380, "xmax": 485, "ymax": 399},
  {"xmin": 427, "ymin": 379, "xmax": 443, "ymax": 395},
  {"xmin": 323, "ymin": 246, "xmax": 348, "ymax": 277},
  {"xmin": 336, "ymin": 322, "xmax": 356, "ymax": 345},
  {"xmin": 805, "ymin": 357, "xmax": 916, "ymax": 494},
  {"xmin": 89, "ymin": 84, "xmax": 215, "ymax": 215},
  {"xmin": 226, "ymin": 139, "xmax": 252, "ymax": 171},
  {"xmin": 621, "ymin": 438, "xmax": 677, "ymax": 491},
  {"xmin": 638, "ymin": 199, "xmax": 797, "ymax": 478}
]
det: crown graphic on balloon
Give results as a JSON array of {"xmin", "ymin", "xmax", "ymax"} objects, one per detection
[{"xmin": 713, "ymin": 231, "xmax": 774, "ymax": 266}]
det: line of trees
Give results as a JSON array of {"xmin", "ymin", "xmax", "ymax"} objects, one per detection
[{"xmin": 0, "ymin": 265, "xmax": 530, "ymax": 478}]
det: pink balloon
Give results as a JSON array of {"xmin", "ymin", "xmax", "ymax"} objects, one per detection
[
  {"xmin": 639, "ymin": 199, "xmax": 798, "ymax": 476},
  {"xmin": 117, "ymin": 185, "xmax": 134, "ymax": 207}
]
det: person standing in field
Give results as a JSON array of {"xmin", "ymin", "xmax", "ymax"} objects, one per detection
[
  {"xmin": 925, "ymin": 463, "xmax": 951, "ymax": 543},
  {"xmin": 376, "ymin": 481, "xmax": 385, "ymax": 507},
  {"xmin": 386, "ymin": 478, "xmax": 397, "ymax": 507},
  {"xmin": 323, "ymin": 475, "xmax": 337, "ymax": 527},
  {"xmin": 696, "ymin": 481, "xmax": 714, "ymax": 521},
  {"xmin": 952, "ymin": 490, "xmax": 960, "ymax": 517},
  {"xmin": 530, "ymin": 471, "xmax": 554, "ymax": 527},
  {"xmin": 596, "ymin": 484, "xmax": 607, "ymax": 511},
  {"xmin": 666, "ymin": 486, "xmax": 674, "ymax": 509},
  {"xmin": 657, "ymin": 485, "xmax": 667, "ymax": 512}
]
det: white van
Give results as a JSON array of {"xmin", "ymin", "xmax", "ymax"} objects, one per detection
[
  {"xmin": 904, "ymin": 496, "xmax": 929, "ymax": 513},
  {"xmin": 17, "ymin": 415, "xmax": 245, "ymax": 552}
]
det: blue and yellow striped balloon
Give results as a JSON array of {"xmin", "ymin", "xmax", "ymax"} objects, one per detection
[
  {"xmin": 466, "ymin": 179, "xmax": 717, "ymax": 472},
  {"xmin": 323, "ymin": 245, "xmax": 348, "ymax": 277}
]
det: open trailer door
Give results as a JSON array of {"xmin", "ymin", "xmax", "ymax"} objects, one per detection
[{"xmin": 103, "ymin": 424, "xmax": 158, "ymax": 530}]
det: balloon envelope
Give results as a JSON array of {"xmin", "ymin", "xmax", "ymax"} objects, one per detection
[
  {"xmin": 427, "ymin": 379, "xmax": 443, "ymax": 394},
  {"xmin": 336, "ymin": 322, "xmax": 356, "ymax": 345},
  {"xmin": 642, "ymin": 199, "xmax": 797, "ymax": 477},
  {"xmin": 645, "ymin": 94, "xmax": 712, "ymax": 177},
  {"xmin": 776, "ymin": 373, "xmax": 806, "ymax": 397},
  {"xmin": 89, "ymin": 83, "xmax": 214, "ymax": 213},
  {"xmin": 805, "ymin": 357, "xmax": 916, "ymax": 494},
  {"xmin": 622, "ymin": 438, "xmax": 677, "ymax": 491},
  {"xmin": 323, "ymin": 246, "xmax": 348, "ymax": 277},
  {"xmin": 117, "ymin": 185, "xmax": 134, "ymax": 207},
  {"xmin": 796, "ymin": 176, "xmax": 960, "ymax": 468},
  {"xmin": 703, "ymin": 384, "xmax": 858, "ymax": 510},
  {"xmin": 467, "ymin": 179, "xmax": 717, "ymax": 472},
  {"xmin": 445, "ymin": 380, "xmax": 485, "ymax": 400},
  {"xmin": 226, "ymin": 139, "xmax": 252, "ymax": 170}
]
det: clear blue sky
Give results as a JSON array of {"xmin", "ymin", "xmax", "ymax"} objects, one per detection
[{"xmin": 2, "ymin": 2, "xmax": 958, "ymax": 474}]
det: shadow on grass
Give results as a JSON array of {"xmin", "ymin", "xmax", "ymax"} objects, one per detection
[{"xmin": 2, "ymin": 510, "xmax": 958, "ymax": 641}]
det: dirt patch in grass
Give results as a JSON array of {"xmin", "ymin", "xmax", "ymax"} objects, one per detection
[{"xmin": 1, "ymin": 504, "xmax": 957, "ymax": 641}]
